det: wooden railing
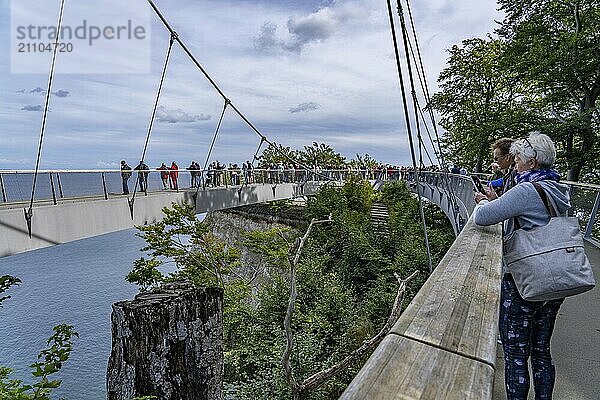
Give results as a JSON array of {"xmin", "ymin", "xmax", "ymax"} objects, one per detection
[{"xmin": 340, "ymin": 217, "xmax": 503, "ymax": 399}]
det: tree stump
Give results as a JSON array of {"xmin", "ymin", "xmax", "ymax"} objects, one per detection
[{"xmin": 107, "ymin": 282, "xmax": 223, "ymax": 400}]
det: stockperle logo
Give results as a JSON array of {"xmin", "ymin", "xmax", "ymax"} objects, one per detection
[{"xmin": 11, "ymin": 0, "xmax": 151, "ymax": 74}]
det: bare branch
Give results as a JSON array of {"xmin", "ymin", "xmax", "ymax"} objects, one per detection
[
  {"xmin": 296, "ymin": 270, "xmax": 419, "ymax": 395},
  {"xmin": 282, "ymin": 215, "xmax": 333, "ymax": 396}
]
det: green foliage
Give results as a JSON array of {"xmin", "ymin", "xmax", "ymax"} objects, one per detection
[
  {"xmin": 0, "ymin": 275, "xmax": 21, "ymax": 308},
  {"xmin": 349, "ymin": 154, "xmax": 379, "ymax": 169},
  {"xmin": 0, "ymin": 325, "xmax": 78, "ymax": 400},
  {"xmin": 130, "ymin": 180, "xmax": 453, "ymax": 400},
  {"xmin": 427, "ymin": 37, "xmax": 538, "ymax": 171},
  {"xmin": 430, "ymin": 0, "xmax": 600, "ymax": 180},
  {"xmin": 269, "ymin": 199, "xmax": 293, "ymax": 213},
  {"xmin": 224, "ymin": 179, "xmax": 452, "ymax": 399},
  {"xmin": 258, "ymin": 142, "xmax": 347, "ymax": 168},
  {"xmin": 257, "ymin": 143, "xmax": 297, "ymax": 167},
  {"xmin": 299, "ymin": 142, "xmax": 346, "ymax": 167},
  {"xmin": 496, "ymin": 0, "xmax": 600, "ymax": 180},
  {"xmin": 127, "ymin": 202, "xmax": 240, "ymax": 290}
]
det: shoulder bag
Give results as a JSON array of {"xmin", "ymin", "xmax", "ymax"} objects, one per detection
[{"xmin": 503, "ymin": 182, "xmax": 596, "ymax": 301}]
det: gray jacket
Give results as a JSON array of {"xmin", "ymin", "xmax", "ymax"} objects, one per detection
[{"xmin": 473, "ymin": 180, "xmax": 571, "ymax": 238}]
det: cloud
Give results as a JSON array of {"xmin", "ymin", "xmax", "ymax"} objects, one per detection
[
  {"xmin": 21, "ymin": 105, "xmax": 43, "ymax": 112},
  {"xmin": 155, "ymin": 106, "xmax": 212, "ymax": 123},
  {"xmin": 0, "ymin": 158, "xmax": 29, "ymax": 166},
  {"xmin": 96, "ymin": 161, "xmax": 118, "ymax": 168},
  {"xmin": 254, "ymin": 5, "xmax": 361, "ymax": 54},
  {"xmin": 53, "ymin": 90, "xmax": 70, "ymax": 98},
  {"xmin": 254, "ymin": 22, "xmax": 282, "ymax": 54},
  {"xmin": 289, "ymin": 102, "xmax": 321, "ymax": 113},
  {"xmin": 285, "ymin": 8, "xmax": 337, "ymax": 53},
  {"xmin": 19, "ymin": 88, "xmax": 70, "ymax": 97}
]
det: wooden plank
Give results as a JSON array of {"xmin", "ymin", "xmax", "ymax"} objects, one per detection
[
  {"xmin": 341, "ymin": 335, "xmax": 495, "ymax": 400},
  {"xmin": 391, "ymin": 229, "xmax": 482, "ymax": 340},
  {"xmin": 391, "ymin": 219, "xmax": 501, "ymax": 365}
]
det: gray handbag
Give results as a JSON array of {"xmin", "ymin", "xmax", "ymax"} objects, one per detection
[{"xmin": 503, "ymin": 182, "xmax": 596, "ymax": 301}]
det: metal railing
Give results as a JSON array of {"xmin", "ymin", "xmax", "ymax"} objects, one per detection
[
  {"xmin": 0, "ymin": 168, "xmax": 406, "ymax": 205},
  {"xmin": 5, "ymin": 168, "xmax": 596, "ymax": 245},
  {"xmin": 405, "ymin": 171, "xmax": 600, "ymax": 247}
]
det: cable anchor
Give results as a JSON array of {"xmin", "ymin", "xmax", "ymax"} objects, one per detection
[
  {"xmin": 24, "ymin": 208, "xmax": 33, "ymax": 238},
  {"xmin": 127, "ymin": 197, "xmax": 135, "ymax": 220}
]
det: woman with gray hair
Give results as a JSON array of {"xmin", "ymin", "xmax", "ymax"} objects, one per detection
[{"xmin": 473, "ymin": 132, "xmax": 570, "ymax": 399}]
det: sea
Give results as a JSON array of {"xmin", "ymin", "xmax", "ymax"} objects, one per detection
[{"xmin": 0, "ymin": 215, "xmax": 204, "ymax": 399}]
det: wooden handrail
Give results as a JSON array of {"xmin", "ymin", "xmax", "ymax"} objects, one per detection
[{"xmin": 341, "ymin": 217, "xmax": 503, "ymax": 399}]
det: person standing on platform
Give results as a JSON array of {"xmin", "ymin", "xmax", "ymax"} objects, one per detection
[
  {"xmin": 134, "ymin": 160, "xmax": 149, "ymax": 193},
  {"xmin": 157, "ymin": 163, "xmax": 169, "ymax": 190},
  {"xmin": 120, "ymin": 160, "xmax": 132, "ymax": 195},
  {"xmin": 486, "ymin": 137, "xmax": 517, "ymax": 199},
  {"xmin": 187, "ymin": 161, "xmax": 198, "ymax": 188},
  {"xmin": 169, "ymin": 161, "xmax": 179, "ymax": 191},
  {"xmin": 473, "ymin": 133, "xmax": 568, "ymax": 400}
]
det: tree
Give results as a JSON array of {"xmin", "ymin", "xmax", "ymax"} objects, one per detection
[
  {"xmin": 298, "ymin": 142, "xmax": 346, "ymax": 167},
  {"xmin": 427, "ymin": 37, "xmax": 538, "ymax": 171},
  {"xmin": 126, "ymin": 202, "xmax": 240, "ymax": 290},
  {"xmin": 0, "ymin": 324, "xmax": 78, "ymax": 400},
  {"xmin": 127, "ymin": 181, "xmax": 454, "ymax": 399},
  {"xmin": 257, "ymin": 143, "xmax": 299, "ymax": 168},
  {"xmin": 0, "ymin": 275, "xmax": 21, "ymax": 307},
  {"xmin": 497, "ymin": 0, "xmax": 600, "ymax": 180}
]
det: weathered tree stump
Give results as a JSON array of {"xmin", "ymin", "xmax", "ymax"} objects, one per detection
[{"xmin": 107, "ymin": 282, "xmax": 223, "ymax": 400}]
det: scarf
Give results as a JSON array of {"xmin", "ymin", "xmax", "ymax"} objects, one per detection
[{"xmin": 515, "ymin": 169, "xmax": 561, "ymax": 184}]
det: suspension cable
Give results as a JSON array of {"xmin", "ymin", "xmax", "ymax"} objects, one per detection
[
  {"xmin": 196, "ymin": 99, "xmax": 229, "ymax": 195},
  {"xmin": 403, "ymin": 0, "xmax": 462, "ymax": 225},
  {"xmin": 24, "ymin": 0, "xmax": 66, "ymax": 238},
  {"xmin": 386, "ymin": 0, "xmax": 433, "ymax": 273},
  {"xmin": 128, "ymin": 33, "xmax": 176, "ymax": 218},
  {"xmin": 145, "ymin": 0, "xmax": 333, "ymax": 182}
]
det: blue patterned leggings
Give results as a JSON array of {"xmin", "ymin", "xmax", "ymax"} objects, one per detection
[{"xmin": 500, "ymin": 274, "xmax": 563, "ymax": 400}]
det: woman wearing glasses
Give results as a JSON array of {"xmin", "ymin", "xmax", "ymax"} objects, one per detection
[{"xmin": 473, "ymin": 132, "xmax": 570, "ymax": 400}]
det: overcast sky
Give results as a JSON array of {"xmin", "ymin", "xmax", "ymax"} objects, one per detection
[{"xmin": 0, "ymin": 0, "xmax": 503, "ymax": 169}]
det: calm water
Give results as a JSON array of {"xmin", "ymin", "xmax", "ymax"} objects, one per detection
[{"xmin": 0, "ymin": 229, "xmax": 146, "ymax": 400}]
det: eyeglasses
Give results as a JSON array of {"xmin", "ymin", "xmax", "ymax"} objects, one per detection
[
  {"xmin": 523, "ymin": 138, "xmax": 538, "ymax": 159},
  {"xmin": 494, "ymin": 154, "xmax": 508, "ymax": 161}
]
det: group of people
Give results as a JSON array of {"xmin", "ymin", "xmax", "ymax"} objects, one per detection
[
  {"xmin": 473, "ymin": 133, "xmax": 569, "ymax": 399},
  {"xmin": 119, "ymin": 160, "xmax": 419, "ymax": 195},
  {"xmin": 120, "ymin": 160, "xmax": 179, "ymax": 194}
]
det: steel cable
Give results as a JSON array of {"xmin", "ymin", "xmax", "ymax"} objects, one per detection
[
  {"xmin": 24, "ymin": 0, "xmax": 67, "ymax": 238},
  {"xmin": 128, "ymin": 33, "xmax": 176, "ymax": 217}
]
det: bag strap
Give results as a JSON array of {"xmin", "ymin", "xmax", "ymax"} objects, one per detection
[{"xmin": 532, "ymin": 182, "xmax": 558, "ymax": 217}]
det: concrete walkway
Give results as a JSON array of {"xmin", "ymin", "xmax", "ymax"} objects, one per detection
[{"xmin": 493, "ymin": 241, "xmax": 600, "ymax": 399}]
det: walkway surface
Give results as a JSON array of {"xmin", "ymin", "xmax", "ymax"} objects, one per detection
[{"xmin": 493, "ymin": 241, "xmax": 600, "ymax": 399}]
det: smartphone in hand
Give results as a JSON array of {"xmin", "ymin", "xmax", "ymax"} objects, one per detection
[{"xmin": 471, "ymin": 175, "xmax": 486, "ymax": 194}]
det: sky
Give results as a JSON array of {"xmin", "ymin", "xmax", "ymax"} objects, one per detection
[{"xmin": 0, "ymin": 0, "xmax": 504, "ymax": 169}]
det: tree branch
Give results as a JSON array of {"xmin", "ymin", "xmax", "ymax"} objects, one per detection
[
  {"xmin": 282, "ymin": 215, "xmax": 332, "ymax": 397},
  {"xmin": 296, "ymin": 270, "xmax": 419, "ymax": 396}
]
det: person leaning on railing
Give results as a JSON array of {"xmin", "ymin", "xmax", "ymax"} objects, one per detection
[{"xmin": 472, "ymin": 132, "xmax": 569, "ymax": 400}]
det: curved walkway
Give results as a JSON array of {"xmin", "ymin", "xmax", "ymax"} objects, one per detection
[{"xmin": 493, "ymin": 241, "xmax": 600, "ymax": 399}]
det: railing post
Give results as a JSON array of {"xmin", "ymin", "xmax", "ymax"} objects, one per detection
[
  {"xmin": 49, "ymin": 172, "xmax": 57, "ymax": 205},
  {"xmin": 584, "ymin": 191, "xmax": 600, "ymax": 239},
  {"xmin": 56, "ymin": 172, "xmax": 64, "ymax": 198},
  {"xmin": 0, "ymin": 173, "xmax": 7, "ymax": 203},
  {"xmin": 101, "ymin": 172, "xmax": 108, "ymax": 200}
]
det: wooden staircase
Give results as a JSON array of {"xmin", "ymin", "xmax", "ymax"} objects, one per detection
[{"xmin": 370, "ymin": 202, "xmax": 389, "ymax": 235}]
